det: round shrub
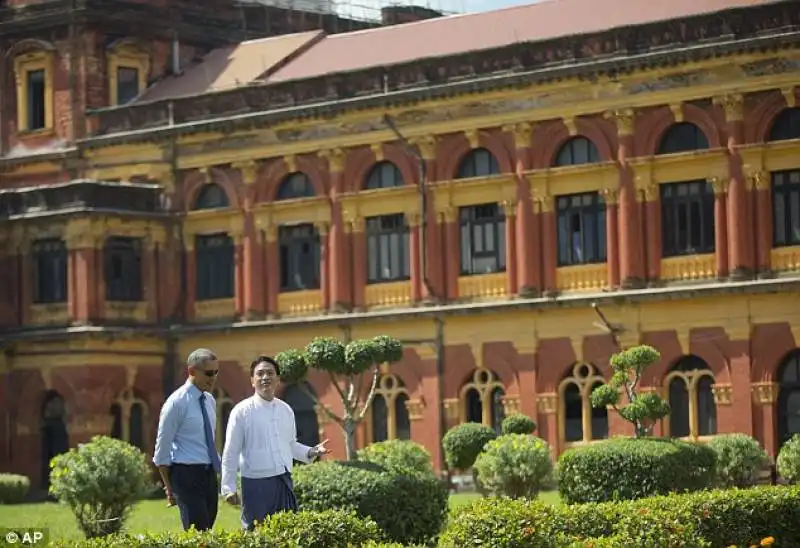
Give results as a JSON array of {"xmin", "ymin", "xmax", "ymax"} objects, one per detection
[
  {"xmin": 49, "ymin": 435, "xmax": 152, "ymax": 538},
  {"xmin": 442, "ymin": 422, "xmax": 498, "ymax": 470},
  {"xmin": 292, "ymin": 460, "xmax": 448, "ymax": 545},
  {"xmin": 0, "ymin": 474, "xmax": 30, "ymax": 504},
  {"xmin": 777, "ymin": 434, "xmax": 800, "ymax": 484},
  {"xmin": 501, "ymin": 413, "xmax": 537, "ymax": 435},
  {"xmin": 357, "ymin": 439, "xmax": 434, "ymax": 476},
  {"xmin": 473, "ymin": 434, "xmax": 553, "ymax": 498},
  {"xmin": 556, "ymin": 437, "xmax": 716, "ymax": 504},
  {"xmin": 707, "ymin": 433, "xmax": 769, "ymax": 487}
]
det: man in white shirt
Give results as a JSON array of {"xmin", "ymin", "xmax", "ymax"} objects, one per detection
[{"xmin": 220, "ymin": 355, "xmax": 330, "ymax": 530}]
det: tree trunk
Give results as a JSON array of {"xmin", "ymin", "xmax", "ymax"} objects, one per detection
[{"xmin": 343, "ymin": 421, "xmax": 358, "ymax": 461}]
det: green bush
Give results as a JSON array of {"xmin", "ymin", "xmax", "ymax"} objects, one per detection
[
  {"xmin": 0, "ymin": 473, "xmax": 30, "ymax": 504},
  {"xmin": 357, "ymin": 439, "xmax": 434, "ymax": 476},
  {"xmin": 292, "ymin": 460, "xmax": 448, "ymax": 545},
  {"xmin": 49, "ymin": 509, "xmax": 385, "ymax": 547},
  {"xmin": 501, "ymin": 413, "xmax": 537, "ymax": 435},
  {"xmin": 49, "ymin": 436, "xmax": 152, "ymax": 538},
  {"xmin": 473, "ymin": 434, "xmax": 553, "ymax": 499},
  {"xmin": 707, "ymin": 433, "xmax": 770, "ymax": 487},
  {"xmin": 556, "ymin": 437, "xmax": 716, "ymax": 504},
  {"xmin": 439, "ymin": 484, "xmax": 800, "ymax": 547},
  {"xmin": 777, "ymin": 434, "xmax": 800, "ymax": 484},
  {"xmin": 442, "ymin": 422, "xmax": 497, "ymax": 470}
]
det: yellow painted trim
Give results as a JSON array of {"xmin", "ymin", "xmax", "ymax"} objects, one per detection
[
  {"xmin": 556, "ymin": 263, "xmax": 608, "ymax": 292},
  {"xmin": 364, "ymin": 281, "xmax": 412, "ymax": 309},
  {"xmin": 662, "ymin": 369, "xmax": 716, "ymax": 440},
  {"xmin": 339, "ymin": 185, "xmax": 420, "ymax": 220},
  {"xmin": 184, "ymin": 208, "xmax": 245, "ymax": 247},
  {"xmin": 557, "ymin": 363, "xmax": 607, "ymax": 446},
  {"xmin": 277, "ymin": 290, "xmax": 323, "ymax": 316},
  {"xmin": 457, "ymin": 273, "xmax": 508, "ymax": 300},
  {"xmin": 14, "ymin": 50, "xmax": 55, "ymax": 134},
  {"xmin": 458, "ymin": 368, "xmax": 504, "ymax": 426},
  {"xmin": 107, "ymin": 45, "xmax": 150, "ymax": 106},
  {"xmin": 432, "ymin": 175, "xmax": 516, "ymax": 213},
  {"xmin": 194, "ymin": 298, "xmax": 236, "ymax": 320},
  {"xmin": 528, "ymin": 162, "xmax": 618, "ymax": 200},
  {"xmin": 253, "ymin": 198, "xmax": 331, "ymax": 238},
  {"xmin": 771, "ymin": 246, "xmax": 800, "ymax": 274},
  {"xmin": 660, "ymin": 254, "xmax": 716, "ymax": 282},
  {"xmin": 631, "ymin": 149, "xmax": 729, "ymax": 193},
  {"xmin": 29, "ymin": 303, "xmax": 69, "ymax": 326},
  {"xmin": 105, "ymin": 301, "xmax": 148, "ymax": 322}
]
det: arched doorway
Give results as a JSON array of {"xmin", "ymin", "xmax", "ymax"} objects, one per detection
[
  {"xmin": 40, "ymin": 390, "xmax": 69, "ymax": 492},
  {"xmin": 282, "ymin": 383, "xmax": 320, "ymax": 448},
  {"xmin": 778, "ymin": 350, "xmax": 800, "ymax": 447}
]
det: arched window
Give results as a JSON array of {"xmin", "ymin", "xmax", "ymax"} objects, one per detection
[
  {"xmin": 364, "ymin": 161, "xmax": 403, "ymax": 190},
  {"xmin": 663, "ymin": 355, "xmax": 717, "ymax": 439},
  {"xmin": 282, "ymin": 383, "xmax": 320, "ymax": 448},
  {"xmin": 460, "ymin": 368, "xmax": 505, "ymax": 432},
  {"xmin": 767, "ymin": 107, "xmax": 800, "ymax": 142},
  {"xmin": 193, "ymin": 183, "xmax": 229, "ymax": 210},
  {"xmin": 40, "ymin": 390, "xmax": 69, "ymax": 490},
  {"xmin": 456, "ymin": 148, "xmax": 499, "ymax": 179},
  {"xmin": 212, "ymin": 389, "xmax": 234, "ymax": 453},
  {"xmin": 553, "ymin": 136, "xmax": 600, "ymax": 167},
  {"xmin": 657, "ymin": 122, "xmax": 709, "ymax": 155},
  {"xmin": 109, "ymin": 389, "xmax": 148, "ymax": 451},
  {"xmin": 277, "ymin": 172, "xmax": 315, "ymax": 200},
  {"xmin": 558, "ymin": 363, "xmax": 608, "ymax": 445},
  {"xmin": 778, "ymin": 350, "xmax": 800, "ymax": 447},
  {"xmin": 368, "ymin": 374, "xmax": 411, "ymax": 443}
]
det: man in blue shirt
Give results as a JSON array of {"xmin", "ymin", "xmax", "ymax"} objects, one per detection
[{"xmin": 153, "ymin": 348, "xmax": 222, "ymax": 531}]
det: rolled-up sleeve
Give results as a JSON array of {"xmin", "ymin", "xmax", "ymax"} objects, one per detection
[
  {"xmin": 221, "ymin": 406, "xmax": 244, "ymax": 496},
  {"xmin": 288, "ymin": 408, "xmax": 313, "ymax": 464},
  {"xmin": 153, "ymin": 397, "xmax": 180, "ymax": 467}
]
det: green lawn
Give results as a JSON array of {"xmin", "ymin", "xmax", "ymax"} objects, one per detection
[{"xmin": 0, "ymin": 491, "xmax": 560, "ymax": 541}]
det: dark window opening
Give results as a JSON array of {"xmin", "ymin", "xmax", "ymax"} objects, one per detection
[
  {"xmin": 365, "ymin": 161, "xmax": 403, "ymax": 189},
  {"xmin": 657, "ymin": 122, "xmax": 709, "ymax": 155},
  {"xmin": 277, "ymin": 173, "xmax": 315, "ymax": 200},
  {"xmin": 31, "ymin": 238, "xmax": 67, "ymax": 304},
  {"xmin": 556, "ymin": 192, "xmax": 607, "ymax": 266},
  {"xmin": 457, "ymin": 148, "xmax": 499, "ymax": 179},
  {"xmin": 116, "ymin": 67, "xmax": 140, "ymax": 104},
  {"xmin": 554, "ymin": 136, "xmax": 600, "ymax": 166},
  {"xmin": 195, "ymin": 234, "xmax": 235, "ymax": 300},
  {"xmin": 366, "ymin": 214, "xmax": 410, "ymax": 283},
  {"xmin": 104, "ymin": 236, "xmax": 143, "ymax": 301},
  {"xmin": 26, "ymin": 69, "xmax": 46, "ymax": 130},
  {"xmin": 279, "ymin": 224, "xmax": 320, "ymax": 291},
  {"xmin": 459, "ymin": 203, "xmax": 506, "ymax": 275},
  {"xmin": 772, "ymin": 169, "xmax": 800, "ymax": 247},
  {"xmin": 660, "ymin": 181, "xmax": 715, "ymax": 257}
]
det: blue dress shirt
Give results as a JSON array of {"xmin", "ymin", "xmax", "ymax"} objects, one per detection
[{"xmin": 153, "ymin": 381, "xmax": 219, "ymax": 467}]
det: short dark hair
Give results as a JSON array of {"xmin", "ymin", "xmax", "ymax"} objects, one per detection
[{"xmin": 250, "ymin": 355, "xmax": 279, "ymax": 377}]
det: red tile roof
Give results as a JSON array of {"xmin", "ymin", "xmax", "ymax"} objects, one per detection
[
  {"xmin": 137, "ymin": 31, "xmax": 324, "ymax": 103},
  {"xmin": 266, "ymin": 0, "xmax": 778, "ymax": 84}
]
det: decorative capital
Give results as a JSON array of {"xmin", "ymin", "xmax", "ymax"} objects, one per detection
[
  {"xmin": 562, "ymin": 117, "xmax": 578, "ymax": 136},
  {"xmin": 443, "ymin": 398, "xmax": 460, "ymax": 423},
  {"xmin": 751, "ymin": 382, "xmax": 779, "ymax": 405},
  {"xmin": 501, "ymin": 200, "xmax": 517, "ymax": 217},
  {"xmin": 65, "ymin": 219, "xmax": 97, "ymax": 249},
  {"xmin": 502, "ymin": 122, "xmax": 534, "ymax": 149},
  {"xmin": 531, "ymin": 191, "xmax": 553, "ymax": 213},
  {"xmin": 537, "ymin": 393, "xmax": 557, "ymax": 415},
  {"xmin": 747, "ymin": 171, "xmax": 769, "ymax": 191},
  {"xmin": 436, "ymin": 206, "xmax": 456, "ymax": 224},
  {"xmin": 370, "ymin": 143, "xmax": 385, "ymax": 162},
  {"xmin": 669, "ymin": 103, "xmax": 684, "ymax": 123},
  {"xmin": 320, "ymin": 148, "xmax": 346, "ymax": 172},
  {"xmin": 501, "ymin": 395, "xmax": 521, "ymax": 416},
  {"xmin": 314, "ymin": 221, "xmax": 330, "ymax": 236},
  {"xmin": 409, "ymin": 135, "xmax": 438, "ymax": 161},
  {"xmin": 709, "ymin": 176, "xmax": 728, "ymax": 195},
  {"xmin": 638, "ymin": 184, "xmax": 659, "ymax": 202},
  {"xmin": 604, "ymin": 109, "xmax": 636, "ymax": 136},
  {"xmin": 344, "ymin": 214, "xmax": 364, "ymax": 233},
  {"xmin": 781, "ymin": 86, "xmax": 797, "ymax": 108},
  {"xmin": 713, "ymin": 93, "xmax": 744, "ymax": 122},
  {"xmin": 711, "ymin": 384, "xmax": 733, "ymax": 406},
  {"xmin": 464, "ymin": 129, "xmax": 480, "ymax": 148},
  {"xmin": 404, "ymin": 212, "xmax": 421, "ymax": 227},
  {"xmin": 232, "ymin": 160, "xmax": 258, "ymax": 185},
  {"xmin": 601, "ymin": 187, "xmax": 619, "ymax": 205},
  {"xmin": 284, "ymin": 155, "xmax": 297, "ymax": 173},
  {"xmin": 404, "ymin": 398, "xmax": 425, "ymax": 421}
]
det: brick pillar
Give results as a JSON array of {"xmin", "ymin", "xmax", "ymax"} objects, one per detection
[
  {"xmin": 242, "ymin": 217, "xmax": 265, "ymax": 320},
  {"xmin": 315, "ymin": 222, "xmax": 331, "ymax": 310},
  {"xmin": 536, "ymin": 196, "xmax": 557, "ymax": 295},
  {"xmin": 752, "ymin": 172, "xmax": 773, "ymax": 275},
  {"xmin": 408, "ymin": 213, "xmax": 422, "ymax": 303},
  {"xmin": 617, "ymin": 128, "xmax": 645, "ymax": 287},
  {"xmin": 712, "ymin": 178, "xmax": 729, "ymax": 279},
  {"xmin": 264, "ymin": 226, "xmax": 280, "ymax": 317},
  {"xmin": 324, "ymin": 149, "xmax": 350, "ymax": 311},
  {"xmin": 640, "ymin": 186, "xmax": 661, "ymax": 283},
  {"xmin": 441, "ymin": 208, "xmax": 459, "ymax": 300},
  {"xmin": 752, "ymin": 382, "xmax": 779, "ymax": 457},
  {"xmin": 409, "ymin": 136, "xmax": 442, "ymax": 303},
  {"xmin": 65, "ymin": 220, "xmax": 100, "ymax": 324},
  {"xmin": 602, "ymin": 188, "xmax": 620, "ymax": 288},
  {"xmin": 503, "ymin": 201, "xmax": 517, "ymax": 295},
  {"xmin": 184, "ymin": 239, "xmax": 197, "ymax": 320},
  {"xmin": 537, "ymin": 394, "xmax": 558, "ymax": 456},
  {"xmin": 233, "ymin": 232, "xmax": 245, "ymax": 319},
  {"xmin": 506, "ymin": 123, "xmax": 537, "ymax": 296},
  {"xmin": 18, "ymin": 247, "xmax": 33, "ymax": 326},
  {"xmin": 143, "ymin": 235, "xmax": 162, "ymax": 323},
  {"xmin": 349, "ymin": 217, "xmax": 367, "ymax": 310},
  {"xmin": 719, "ymin": 95, "xmax": 755, "ymax": 279}
]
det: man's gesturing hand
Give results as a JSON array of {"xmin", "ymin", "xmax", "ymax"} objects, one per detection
[{"xmin": 308, "ymin": 439, "xmax": 331, "ymax": 460}]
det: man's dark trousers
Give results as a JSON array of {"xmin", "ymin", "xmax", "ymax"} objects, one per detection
[{"xmin": 170, "ymin": 464, "xmax": 219, "ymax": 531}]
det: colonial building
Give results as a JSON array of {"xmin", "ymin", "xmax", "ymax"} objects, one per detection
[{"xmin": 2, "ymin": 0, "xmax": 800, "ymax": 489}]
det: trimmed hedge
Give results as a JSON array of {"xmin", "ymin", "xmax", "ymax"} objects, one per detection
[
  {"xmin": 440, "ymin": 484, "xmax": 800, "ymax": 547},
  {"xmin": 292, "ymin": 460, "xmax": 448, "ymax": 545},
  {"xmin": 0, "ymin": 473, "xmax": 30, "ymax": 504},
  {"xmin": 557, "ymin": 437, "xmax": 716, "ymax": 503},
  {"xmin": 357, "ymin": 439, "xmax": 435, "ymax": 476},
  {"xmin": 49, "ymin": 509, "xmax": 385, "ymax": 547}
]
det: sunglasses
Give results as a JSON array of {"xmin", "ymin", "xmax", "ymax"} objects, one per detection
[{"xmin": 198, "ymin": 369, "xmax": 219, "ymax": 378}]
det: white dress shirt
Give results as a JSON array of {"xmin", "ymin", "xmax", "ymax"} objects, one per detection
[{"xmin": 220, "ymin": 394, "xmax": 313, "ymax": 497}]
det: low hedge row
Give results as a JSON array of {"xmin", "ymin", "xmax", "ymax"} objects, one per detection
[
  {"xmin": 441, "ymin": 484, "xmax": 800, "ymax": 547},
  {"xmin": 0, "ymin": 473, "xmax": 30, "ymax": 504}
]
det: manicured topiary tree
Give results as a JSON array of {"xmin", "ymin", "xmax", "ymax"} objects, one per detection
[
  {"xmin": 275, "ymin": 335, "xmax": 403, "ymax": 460},
  {"xmin": 589, "ymin": 345, "xmax": 671, "ymax": 438},
  {"xmin": 501, "ymin": 413, "xmax": 537, "ymax": 435}
]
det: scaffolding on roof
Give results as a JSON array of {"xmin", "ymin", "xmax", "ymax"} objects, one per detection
[{"xmin": 234, "ymin": 0, "xmax": 463, "ymax": 22}]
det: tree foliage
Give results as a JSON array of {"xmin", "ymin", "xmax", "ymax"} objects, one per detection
[
  {"xmin": 275, "ymin": 335, "xmax": 404, "ymax": 460},
  {"xmin": 589, "ymin": 345, "xmax": 671, "ymax": 438}
]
